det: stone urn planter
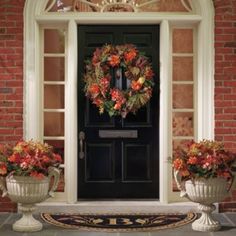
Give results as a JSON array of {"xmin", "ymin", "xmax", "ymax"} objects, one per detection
[
  {"xmin": 0, "ymin": 167, "xmax": 60, "ymax": 232},
  {"xmin": 174, "ymin": 170, "xmax": 233, "ymax": 232}
]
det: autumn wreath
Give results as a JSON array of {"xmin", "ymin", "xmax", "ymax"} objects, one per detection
[{"xmin": 84, "ymin": 44, "xmax": 155, "ymax": 118}]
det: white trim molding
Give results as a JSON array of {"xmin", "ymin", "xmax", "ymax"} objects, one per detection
[{"xmin": 24, "ymin": 0, "xmax": 215, "ymax": 208}]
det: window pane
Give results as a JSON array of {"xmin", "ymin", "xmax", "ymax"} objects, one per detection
[
  {"xmin": 173, "ymin": 57, "xmax": 193, "ymax": 81},
  {"xmin": 57, "ymin": 168, "xmax": 65, "ymax": 192},
  {"xmin": 173, "ymin": 84, "xmax": 193, "ymax": 109},
  {"xmin": 44, "ymin": 112, "xmax": 64, "ymax": 136},
  {"xmin": 173, "ymin": 139, "xmax": 192, "ymax": 152},
  {"xmin": 173, "ymin": 112, "xmax": 193, "ymax": 136},
  {"xmin": 44, "ymin": 57, "xmax": 65, "ymax": 81},
  {"xmin": 44, "ymin": 29, "xmax": 65, "ymax": 53},
  {"xmin": 44, "ymin": 85, "xmax": 64, "ymax": 109},
  {"xmin": 173, "ymin": 29, "xmax": 193, "ymax": 53},
  {"xmin": 49, "ymin": 168, "xmax": 65, "ymax": 192}
]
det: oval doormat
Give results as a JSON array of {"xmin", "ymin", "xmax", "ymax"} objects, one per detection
[{"xmin": 41, "ymin": 212, "xmax": 197, "ymax": 232}]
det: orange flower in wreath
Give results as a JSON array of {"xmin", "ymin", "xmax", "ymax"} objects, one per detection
[
  {"xmin": 124, "ymin": 49, "xmax": 137, "ymax": 62},
  {"xmin": 131, "ymin": 80, "xmax": 142, "ymax": 91},
  {"xmin": 109, "ymin": 55, "xmax": 120, "ymax": 67}
]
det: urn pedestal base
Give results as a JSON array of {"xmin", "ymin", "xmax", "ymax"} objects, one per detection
[
  {"xmin": 13, "ymin": 204, "xmax": 42, "ymax": 232},
  {"xmin": 191, "ymin": 204, "xmax": 221, "ymax": 232}
]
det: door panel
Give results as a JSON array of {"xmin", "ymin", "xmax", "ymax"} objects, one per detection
[
  {"xmin": 78, "ymin": 25, "xmax": 159, "ymax": 199},
  {"xmin": 86, "ymin": 142, "xmax": 115, "ymax": 181},
  {"xmin": 123, "ymin": 143, "xmax": 151, "ymax": 181}
]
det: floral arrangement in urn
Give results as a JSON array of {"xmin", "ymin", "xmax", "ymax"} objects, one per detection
[
  {"xmin": 173, "ymin": 140, "xmax": 236, "ymax": 232},
  {"xmin": 0, "ymin": 140, "xmax": 62, "ymax": 232},
  {"xmin": 0, "ymin": 140, "xmax": 62, "ymax": 179},
  {"xmin": 173, "ymin": 139, "xmax": 236, "ymax": 181}
]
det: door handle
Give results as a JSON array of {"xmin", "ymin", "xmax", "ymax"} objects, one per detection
[{"xmin": 79, "ymin": 131, "xmax": 85, "ymax": 159}]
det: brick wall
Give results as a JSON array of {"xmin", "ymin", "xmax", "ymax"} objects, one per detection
[
  {"xmin": 0, "ymin": 0, "xmax": 25, "ymax": 212},
  {"xmin": 214, "ymin": 0, "xmax": 236, "ymax": 212},
  {"xmin": 0, "ymin": 0, "xmax": 236, "ymax": 212}
]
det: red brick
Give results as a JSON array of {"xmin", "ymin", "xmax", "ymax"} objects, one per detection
[
  {"xmin": 215, "ymin": 21, "xmax": 233, "ymax": 27},
  {"xmin": 215, "ymin": 47, "xmax": 233, "ymax": 54},
  {"xmin": 224, "ymin": 108, "xmax": 236, "ymax": 113},
  {"xmin": 215, "ymin": 87, "xmax": 232, "ymax": 93},
  {"xmin": 224, "ymin": 81, "xmax": 236, "ymax": 86},
  {"xmin": 215, "ymin": 101, "xmax": 233, "ymax": 107},
  {"xmin": 223, "ymin": 121, "xmax": 236, "ymax": 127},
  {"xmin": 215, "ymin": 128, "xmax": 232, "ymax": 134},
  {"xmin": 6, "ymin": 80, "xmax": 23, "ymax": 87},
  {"xmin": 0, "ymin": 129, "xmax": 14, "ymax": 135},
  {"xmin": 224, "ymin": 136, "xmax": 236, "ymax": 141},
  {"xmin": 215, "ymin": 34, "xmax": 233, "ymax": 41},
  {"xmin": 215, "ymin": 114, "xmax": 236, "ymax": 120},
  {"xmin": 224, "ymin": 94, "xmax": 236, "ymax": 100},
  {"xmin": 224, "ymin": 67, "xmax": 236, "ymax": 74}
]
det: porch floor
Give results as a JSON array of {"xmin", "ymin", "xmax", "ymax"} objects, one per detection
[{"xmin": 0, "ymin": 213, "xmax": 235, "ymax": 236}]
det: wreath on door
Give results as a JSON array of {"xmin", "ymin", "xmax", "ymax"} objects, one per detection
[{"xmin": 83, "ymin": 44, "xmax": 155, "ymax": 118}]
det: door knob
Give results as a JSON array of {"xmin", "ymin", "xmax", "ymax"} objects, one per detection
[{"xmin": 79, "ymin": 131, "xmax": 85, "ymax": 159}]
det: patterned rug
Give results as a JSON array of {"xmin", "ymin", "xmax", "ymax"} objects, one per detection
[{"xmin": 41, "ymin": 212, "xmax": 197, "ymax": 232}]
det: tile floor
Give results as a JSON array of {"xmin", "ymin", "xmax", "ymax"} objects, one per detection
[{"xmin": 0, "ymin": 213, "xmax": 235, "ymax": 236}]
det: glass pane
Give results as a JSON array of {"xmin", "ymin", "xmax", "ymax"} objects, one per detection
[
  {"xmin": 57, "ymin": 168, "xmax": 65, "ymax": 192},
  {"xmin": 173, "ymin": 84, "xmax": 193, "ymax": 109},
  {"xmin": 173, "ymin": 29, "xmax": 193, "ymax": 53},
  {"xmin": 44, "ymin": 112, "xmax": 64, "ymax": 136},
  {"xmin": 44, "ymin": 29, "xmax": 65, "ymax": 53},
  {"xmin": 44, "ymin": 85, "xmax": 64, "ymax": 109},
  {"xmin": 44, "ymin": 140, "xmax": 64, "ymax": 164},
  {"xmin": 44, "ymin": 57, "xmax": 65, "ymax": 81},
  {"xmin": 173, "ymin": 112, "xmax": 193, "ymax": 136},
  {"xmin": 173, "ymin": 139, "xmax": 192, "ymax": 152},
  {"xmin": 173, "ymin": 57, "xmax": 193, "ymax": 81}
]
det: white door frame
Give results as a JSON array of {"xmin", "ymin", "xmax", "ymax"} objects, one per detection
[{"xmin": 24, "ymin": 0, "xmax": 215, "ymax": 204}]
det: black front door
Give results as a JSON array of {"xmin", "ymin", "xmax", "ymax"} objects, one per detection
[{"xmin": 78, "ymin": 25, "xmax": 159, "ymax": 199}]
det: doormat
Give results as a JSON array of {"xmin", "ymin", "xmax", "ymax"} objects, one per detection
[{"xmin": 41, "ymin": 212, "xmax": 197, "ymax": 232}]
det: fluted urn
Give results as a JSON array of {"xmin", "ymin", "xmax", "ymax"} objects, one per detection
[
  {"xmin": 0, "ymin": 167, "xmax": 60, "ymax": 232},
  {"xmin": 174, "ymin": 171, "xmax": 232, "ymax": 232}
]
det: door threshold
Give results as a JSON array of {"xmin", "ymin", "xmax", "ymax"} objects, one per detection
[{"xmin": 37, "ymin": 201, "xmax": 201, "ymax": 214}]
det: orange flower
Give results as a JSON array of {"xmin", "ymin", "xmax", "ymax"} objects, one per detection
[
  {"xmin": 30, "ymin": 171, "xmax": 45, "ymax": 180},
  {"xmin": 181, "ymin": 169, "xmax": 190, "ymax": 177},
  {"xmin": 218, "ymin": 171, "xmax": 231, "ymax": 178},
  {"xmin": 53, "ymin": 154, "xmax": 62, "ymax": 163},
  {"xmin": 173, "ymin": 158, "xmax": 184, "ymax": 170},
  {"xmin": 100, "ymin": 77, "xmax": 110, "ymax": 89},
  {"xmin": 42, "ymin": 155, "xmax": 51, "ymax": 164},
  {"xmin": 124, "ymin": 49, "xmax": 137, "ymax": 62},
  {"xmin": 93, "ymin": 98, "xmax": 103, "ymax": 106},
  {"xmin": 131, "ymin": 81, "xmax": 142, "ymax": 91},
  {"xmin": 111, "ymin": 88, "xmax": 123, "ymax": 101},
  {"xmin": 92, "ymin": 48, "xmax": 101, "ymax": 65},
  {"xmin": 145, "ymin": 67, "xmax": 154, "ymax": 79},
  {"xmin": 187, "ymin": 156, "xmax": 198, "ymax": 165},
  {"xmin": 89, "ymin": 84, "xmax": 100, "ymax": 96},
  {"xmin": 0, "ymin": 163, "xmax": 7, "ymax": 175},
  {"xmin": 109, "ymin": 55, "xmax": 120, "ymax": 67},
  {"xmin": 114, "ymin": 102, "xmax": 122, "ymax": 110},
  {"xmin": 8, "ymin": 153, "xmax": 21, "ymax": 163}
]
